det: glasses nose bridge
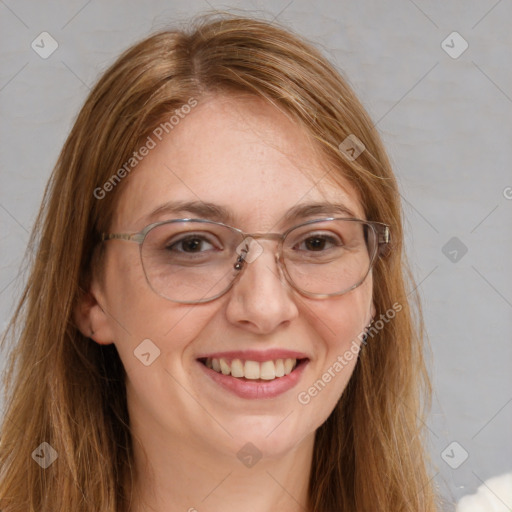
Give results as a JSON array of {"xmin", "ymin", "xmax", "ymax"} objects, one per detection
[
  {"xmin": 245, "ymin": 231, "xmax": 283, "ymax": 242},
  {"xmin": 241, "ymin": 231, "xmax": 284, "ymax": 259},
  {"xmin": 233, "ymin": 232, "xmax": 290, "ymax": 294}
]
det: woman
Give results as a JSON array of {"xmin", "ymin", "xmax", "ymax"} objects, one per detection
[{"xmin": 0, "ymin": 13, "xmax": 437, "ymax": 512}]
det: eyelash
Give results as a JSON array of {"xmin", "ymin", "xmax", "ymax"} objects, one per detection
[{"xmin": 166, "ymin": 232, "xmax": 342, "ymax": 254}]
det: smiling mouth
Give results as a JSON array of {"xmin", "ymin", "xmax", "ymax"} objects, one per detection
[{"xmin": 197, "ymin": 357, "xmax": 308, "ymax": 381}]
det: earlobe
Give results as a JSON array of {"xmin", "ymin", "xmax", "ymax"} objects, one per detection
[{"xmin": 73, "ymin": 284, "xmax": 115, "ymax": 345}]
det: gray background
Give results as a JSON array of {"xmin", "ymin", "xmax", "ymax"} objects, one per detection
[{"xmin": 1, "ymin": 1, "xmax": 511, "ymax": 509}]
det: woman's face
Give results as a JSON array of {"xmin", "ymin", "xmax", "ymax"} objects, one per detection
[{"xmin": 89, "ymin": 94, "xmax": 374, "ymax": 460}]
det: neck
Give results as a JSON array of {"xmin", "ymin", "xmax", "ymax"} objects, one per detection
[{"xmin": 126, "ymin": 418, "xmax": 315, "ymax": 512}]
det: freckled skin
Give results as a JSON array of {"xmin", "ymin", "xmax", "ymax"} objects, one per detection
[{"xmin": 86, "ymin": 95, "xmax": 375, "ymax": 512}]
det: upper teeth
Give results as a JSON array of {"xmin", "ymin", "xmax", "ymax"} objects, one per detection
[{"xmin": 205, "ymin": 358, "xmax": 298, "ymax": 380}]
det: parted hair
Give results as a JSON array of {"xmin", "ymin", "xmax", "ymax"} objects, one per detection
[{"xmin": 0, "ymin": 12, "xmax": 437, "ymax": 511}]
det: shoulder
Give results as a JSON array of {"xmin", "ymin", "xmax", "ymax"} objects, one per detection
[{"xmin": 456, "ymin": 472, "xmax": 512, "ymax": 512}]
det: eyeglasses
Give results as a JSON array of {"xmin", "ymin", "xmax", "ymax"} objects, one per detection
[{"xmin": 101, "ymin": 217, "xmax": 390, "ymax": 304}]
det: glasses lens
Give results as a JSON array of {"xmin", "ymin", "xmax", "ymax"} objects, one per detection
[
  {"xmin": 282, "ymin": 219, "xmax": 377, "ymax": 296},
  {"xmin": 141, "ymin": 221, "xmax": 243, "ymax": 303}
]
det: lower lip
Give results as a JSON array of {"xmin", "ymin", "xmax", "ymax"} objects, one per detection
[{"xmin": 197, "ymin": 359, "xmax": 309, "ymax": 399}]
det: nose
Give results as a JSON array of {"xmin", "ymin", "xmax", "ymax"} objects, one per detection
[{"xmin": 224, "ymin": 239, "xmax": 299, "ymax": 334}]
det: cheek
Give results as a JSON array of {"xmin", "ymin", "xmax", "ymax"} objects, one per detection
[
  {"xmin": 296, "ymin": 284, "xmax": 372, "ymax": 421},
  {"xmin": 103, "ymin": 249, "xmax": 218, "ymax": 369},
  {"xmin": 103, "ymin": 248, "xmax": 155, "ymax": 331},
  {"xmin": 309, "ymin": 277, "xmax": 373, "ymax": 349}
]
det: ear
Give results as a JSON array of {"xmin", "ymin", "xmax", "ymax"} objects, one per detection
[
  {"xmin": 366, "ymin": 302, "xmax": 376, "ymax": 326},
  {"xmin": 74, "ymin": 280, "xmax": 115, "ymax": 345}
]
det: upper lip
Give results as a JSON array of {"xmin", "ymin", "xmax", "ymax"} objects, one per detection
[{"xmin": 196, "ymin": 349, "xmax": 310, "ymax": 362}]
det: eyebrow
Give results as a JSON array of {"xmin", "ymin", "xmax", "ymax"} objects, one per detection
[{"xmin": 141, "ymin": 200, "xmax": 357, "ymax": 226}]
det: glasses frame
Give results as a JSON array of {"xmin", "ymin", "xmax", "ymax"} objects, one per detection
[{"xmin": 101, "ymin": 217, "xmax": 391, "ymax": 304}]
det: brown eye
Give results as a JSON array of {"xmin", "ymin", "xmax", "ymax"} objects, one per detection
[
  {"xmin": 295, "ymin": 234, "xmax": 341, "ymax": 252},
  {"xmin": 166, "ymin": 233, "xmax": 219, "ymax": 254}
]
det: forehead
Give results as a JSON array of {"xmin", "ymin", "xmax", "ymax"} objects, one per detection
[{"xmin": 112, "ymin": 94, "xmax": 363, "ymax": 232}]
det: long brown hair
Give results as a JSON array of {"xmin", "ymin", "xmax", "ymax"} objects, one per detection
[{"xmin": 0, "ymin": 13, "xmax": 437, "ymax": 511}]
